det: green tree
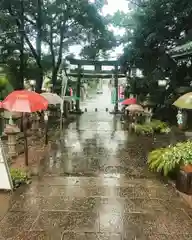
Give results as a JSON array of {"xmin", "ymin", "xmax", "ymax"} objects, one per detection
[
  {"xmin": 0, "ymin": 66, "xmax": 14, "ymax": 100},
  {"xmin": 0, "ymin": 0, "xmax": 115, "ymax": 92},
  {"xmin": 109, "ymin": 0, "xmax": 192, "ymax": 103}
]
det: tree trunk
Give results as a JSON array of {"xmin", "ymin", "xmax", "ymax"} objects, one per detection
[
  {"xmin": 51, "ymin": 69, "xmax": 58, "ymax": 92},
  {"xmin": 19, "ymin": 0, "xmax": 24, "ymax": 90},
  {"xmin": 35, "ymin": 67, "xmax": 43, "ymax": 93},
  {"xmin": 49, "ymin": 23, "xmax": 56, "ymax": 91},
  {"xmin": 8, "ymin": 2, "xmax": 43, "ymax": 91},
  {"xmin": 35, "ymin": 0, "xmax": 43, "ymax": 93},
  {"xmin": 50, "ymin": 20, "xmax": 65, "ymax": 91}
]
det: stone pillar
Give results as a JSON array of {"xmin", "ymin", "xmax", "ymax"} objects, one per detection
[
  {"xmin": 4, "ymin": 124, "xmax": 20, "ymax": 158},
  {"xmin": 95, "ymin": 64, "xmax": 101, "ymax": 72},
  {"xmin": 114, "ymin": 64, "xmax": 119, "ymax": 113},
  {"xmin": 144, "ymin": 107, "xmax": 152, "ymax": 123}
]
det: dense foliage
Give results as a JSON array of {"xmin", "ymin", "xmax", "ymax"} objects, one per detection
[
  {"xmin": 2, "ymin": 0, "xmax": 192, "ymax": 100},
  {"xmin": 109, "ymin": 0, "xmax": 192, "ymax": 104},
  {"xmin": 134, "ymin": 120, "xmax": 170, "ymax": 135},
  {"xmin": 148, "ymin": 141, "xmax": 192, "ymax": 176}
]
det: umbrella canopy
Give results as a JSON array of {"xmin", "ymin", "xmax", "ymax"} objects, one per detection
[
  {"xmin": 0, "ymin": 90, "xmax": 48, "ymax": 167},
  {"xmin": 1, "ymin": 90, "xmax": 48, "ymax": 112},
  {"xmin": 41, "ymin": 92, "xmax": 62, "ymax": 105},
  {"xmin": 173, "ymin": 92, "xmax": 192, "ymax": 109},
  {"xmin": 121, "ymin": 98, "xmax": 137, "ymax": 105},
  {"xmin": 126, "ymin": 104, "xmax": 144, "ymax": 112}
]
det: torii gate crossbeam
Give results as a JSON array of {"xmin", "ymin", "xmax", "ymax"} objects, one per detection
[{"xmin": 66, "ymin": 58, "xmax": 124, "ymax": 114}]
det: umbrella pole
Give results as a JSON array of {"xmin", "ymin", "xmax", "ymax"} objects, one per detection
[
  {"xmin": 22, "ymin": 113, "xmax": 28, "ymax": 166},
  {"xmin": 60, "ymin": 99, "xmax": 64, "ymax": 132}
]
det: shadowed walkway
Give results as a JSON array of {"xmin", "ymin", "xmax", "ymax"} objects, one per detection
[{"xmin": 0, "ymin": 87, "xmax": 192, "ymax": 239}]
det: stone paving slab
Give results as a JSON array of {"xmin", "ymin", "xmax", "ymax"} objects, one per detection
[
  {"xmin": 37, "ymin": 176, "xmax": 167, "ymax": 187},
  {"xmin": 2, "ymin": 232, "xmax": 192, "ymax": 240},
  {"xmin": 8, "ymin": 192, "xmax": 190, "ymax": 216}
]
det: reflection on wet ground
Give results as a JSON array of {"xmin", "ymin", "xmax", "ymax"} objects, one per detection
[{"xmin": 0, "ymin": 87, "xmax": 192, "ymax": 239}]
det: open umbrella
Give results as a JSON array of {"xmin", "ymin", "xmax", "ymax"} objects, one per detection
[
  {"xmin": 40, "ymin": 92, "xmax": 62, "ymax": 105},
  {"xmin": 173, "ymin": 92, "xmax": 192, "ymax": 109},
  {"xmin": 121, "ymin": 98, "xmax": 137, "ymax": 105},
  {"xmin": 41, "ymin": 93, "xmax": 63, "ymax": 145},
  {"xmin": 126, "ymin": 104, "xmax": 144, "ymax": 112},
  {"xmin": 1, "ymin": 90, "xmax": 48, "ymax": 166},
  {"xmin": 2, "ymin": 90, "xmax": 48, "ymax": 112}
]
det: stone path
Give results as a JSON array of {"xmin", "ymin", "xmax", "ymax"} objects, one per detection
[{"xmin": 0, "ymin": 87, "xmax": 192, "ymax": 239}]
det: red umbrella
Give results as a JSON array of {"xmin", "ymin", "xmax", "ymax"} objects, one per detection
[
  {"xmin": 2, "ymin": 90, "xmax": 48, "ymax": 112},
  {"xmin": 1, "ymin": 90, "xmax": 48, "ymax": 166},
  {"xmin": 121, "ymin": 97, "xmax": 137, "ymax": 105}
]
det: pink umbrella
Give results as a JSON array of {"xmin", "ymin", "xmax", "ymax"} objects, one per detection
[
  {"xmin": 0, "ymin": 90, "xmax": 48, "ymax": 166},
  {"xmin": 126, "ymin": 104, "xmax": 144, "ymax": 112},
  {"xmin": 121, "ymin": 98, "xmax": 137, "ymax": 105},
  {"xmin": 2, "ymin": 90, "xmax": 48, "ymax": 112}
]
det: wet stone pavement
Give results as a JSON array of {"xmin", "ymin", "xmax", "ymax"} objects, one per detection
[{"xmin": 0, "ymin": 100, "xmax": 192, "ymax": 239}]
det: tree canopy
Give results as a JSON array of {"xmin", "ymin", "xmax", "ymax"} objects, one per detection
[
  {"xmin": 2, "ymin": 0, "xmax": 192, "ymax": 102},
  {"xmin": 109, "ymin": 0, "xmax": 192, "ymax": 103},
  {"xmin": 0, "ymin": 0, "xmax": 116, "ymax": 92}
]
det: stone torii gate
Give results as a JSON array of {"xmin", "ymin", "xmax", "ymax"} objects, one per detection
[{"xmin": 66, "ymin": 58, "xmax": 126, "ymax": 113}]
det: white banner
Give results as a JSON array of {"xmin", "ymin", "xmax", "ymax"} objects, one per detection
[{"xmin": 0, "ymin": 140, "xmax": 13, "ymax": 190}]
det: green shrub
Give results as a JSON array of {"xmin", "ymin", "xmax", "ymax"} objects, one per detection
[
  {"xmin": 150, "ymin": 120, "xmax": 168, "ymax": 132},
  {"xmin": 10, "ymin": 168, "xmax": 30, "ymax": 188},
  {"xmin": 135, "ymin": 124, "xmax": 154, "ymax": 135},
  {"xmin": 148, "ymin": 141, "xmax": 192, "ymax": 176},
  {"xmin": 134, "ymin": 120, "xmax": 171, "ymax": 135}
]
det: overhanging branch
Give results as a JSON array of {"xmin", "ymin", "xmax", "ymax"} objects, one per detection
[{"xmin": 8, "ymin": 4, "xmax": 41, "ymax": 68}]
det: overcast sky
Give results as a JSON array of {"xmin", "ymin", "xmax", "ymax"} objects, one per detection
[
  {"xmin": 69, "ymin": 0, "xmax": 129, "ymax": 59},
  {"xmin": 102, "ymin": 0, "xmax": 129, "ymax": 15}
]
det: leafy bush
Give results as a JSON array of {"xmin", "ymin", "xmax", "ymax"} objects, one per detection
[
  {"xmin": 10, "ymin": 168, "xmax": 30, "ymax": 188},
  {"xmin": 149, "ymin": 120, "xmax": 168, "ymax": 132},
  {"xmin": 160, "ymin": 127, "xmax": 171, "ymax": 134},
  {"xmin": 148, "ymin": 141, "xmax": 192, "ymax": 176},
  {"xmin": 135, "ymin": 124, "xmax": 154, "ymax": 135},
  {"xmin": 134, "ymin": 120, "xmax": 171, "ymax": 135}
]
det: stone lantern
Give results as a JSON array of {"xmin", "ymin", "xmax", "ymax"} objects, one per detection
[
  {"xmin": 141, "ymin": 94, "xmax": 155, "ymax": 123},
  {"xmin": 3, "ymin": 112, "xmax": 21, "ymax": 158}
]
